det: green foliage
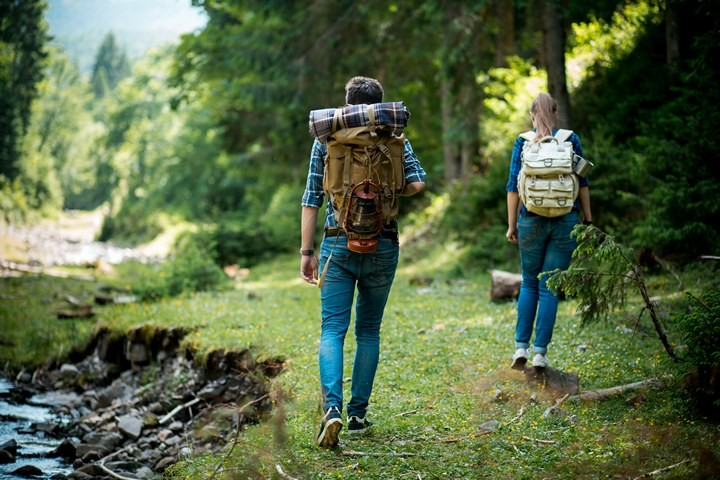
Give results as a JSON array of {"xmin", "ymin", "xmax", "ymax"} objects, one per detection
[
  {"xmin": 131, "ymin": 236, "xmax": 228, "ymax": 301},
  {"xmin": 673, "ymin": 290, "xmax": 720, "ymax": 368},
  {"xmin": 193, "ymin": 185, "xmax": 302, "ymax": 267},
  {"xmin": 570, "ymin": 1, "xmax": 720, "ymax": 258},
  {"xmin": 90, "ymin": 32, "xmax": 131, "ymax": 98},
  {"xmin": 545, "ymin": 225, "xmax": 636, "ymax": 326},
  {"xmin": 0, "ymin": 177, "xmax": 32, "ymax": 224},
  {"xmin": 0, "ymin": 0, "xmax": 48, "ymax": 179}
]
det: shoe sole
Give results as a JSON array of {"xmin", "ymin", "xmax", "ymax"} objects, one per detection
[
  {"xmin": 511, "ymin": 357, "xmax": 527, "ymax": 370},
  {"xmin": 317, "ymin": 418, "xmax": 342, "ymax": 447},
  {"xmin": 347, "ymin": 424, "xmax": 372, "ymax": 435}
]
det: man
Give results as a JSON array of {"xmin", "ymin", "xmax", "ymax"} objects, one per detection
[{"xmin": 300, "ymin": 76, "xmax": 426, "ymax": 447}]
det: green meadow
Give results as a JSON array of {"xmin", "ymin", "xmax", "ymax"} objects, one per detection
[{"xmin": 2, "ymin": 251, "xmax": 717, "ymax": 479}]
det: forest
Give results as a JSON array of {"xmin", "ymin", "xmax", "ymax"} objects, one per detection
[
  {"xmin": 1, "ymin": 0, "xmax": 720, "ymax": 479},
  {"xmin": 2, "ymin": 0, "xmax": 718, "ymax": 266}
]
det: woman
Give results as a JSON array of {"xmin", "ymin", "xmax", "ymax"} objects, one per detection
[{"xmin": 505, "ymin": 92, "xmax": 593, "ymax": 369}]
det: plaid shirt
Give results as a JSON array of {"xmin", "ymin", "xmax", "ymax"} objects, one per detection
[
  {"xmin": 506, "ymin": 129, "xmax": 588, "ymax": 214},
  {"xmin": 301, "ymin": 138, "xmax": 426, "ymax": 229},
  {"xmin": 309, "ymin": 102, "xmax": 410, "ymax": 142}
]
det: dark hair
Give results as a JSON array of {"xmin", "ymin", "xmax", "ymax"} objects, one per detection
[
  {"xmin": 345, "ymin": 76, "xmax": 384, "ymax": 104},
  {"xmin": 531, "ymin": 92, "xmax": 557, "ymax": 140}
]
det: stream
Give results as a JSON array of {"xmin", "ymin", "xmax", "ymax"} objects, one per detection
[{"xmin": 0, "ymin": 377, "xmax": 74, "ymax": 479}]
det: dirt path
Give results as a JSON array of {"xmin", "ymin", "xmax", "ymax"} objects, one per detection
[{"xmin": 0, "ymin": 210, "xmax": 165, "ymax": 269}]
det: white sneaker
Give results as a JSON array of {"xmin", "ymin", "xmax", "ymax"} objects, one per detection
[
  {"xmin": 532, "ymin": 353, "xmax": 550, "ymax": 369},
  {"xmin": 511, "ymin": 348, "xmax": 528, "ymax": 370}
]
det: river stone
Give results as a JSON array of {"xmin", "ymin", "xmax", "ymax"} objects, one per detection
[
  {"xmin": 49, "ymin": 438, "xmax": 76, "ymax": 459},
  {"xmin": 155, "ymin": 456, "xmax": 175, "ymax": 471},
  {"xmin": 118, "ymin": 413, "xmax": 143, "ymax": 439},
  {"xmin": 0, "ymin": 449, "xmax": 15, "ymax": 463},
  {"xmin": 10, "ymin": 464, "xmax": 44, "ymax": 477},
  {"xmin": 0, "ymin": 439, "xmax": 17, "ymax": 455},
  {"xmin": 60, "ymin": 364, "xmax": 79, "ymax": 378},
  {"xmin": 75, "ymin": 464, "xmax": 104, "ymax": 476},
  {"xmin": 75, "ymin": 443, "xmax": 109, "ymax": 458},
  {"xmin": 67, "ymin": 471, "xmax": 94, "ymax": 479},
  {"xmin": 82, "ymin": 431, "xmax": 123, "ymax": 449},
  {"xmin": 97, "ymin": 382, "xmax": 131, "ymax": 408}
]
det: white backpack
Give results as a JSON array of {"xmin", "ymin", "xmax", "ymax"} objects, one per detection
[{"xmin": 517, "ymin": 129, "xmax": 578, "ymax": 217}]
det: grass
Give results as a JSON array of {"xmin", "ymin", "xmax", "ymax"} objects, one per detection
[{"xmin": 1, "ymin": 252, "xmax": 719, "ymax": 479}]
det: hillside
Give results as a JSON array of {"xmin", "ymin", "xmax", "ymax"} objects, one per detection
[{"xmin": 45, "ymin": 0, "xmax": 207, "ymax": 73}]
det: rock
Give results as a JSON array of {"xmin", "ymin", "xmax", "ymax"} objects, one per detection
[
  {"xmin": 10, "ymin": 464, "xmax": 44, "ymax": 477},
  {"xmin": 197, "ymin": 381, "xmax": 226, "ymax": 400},
  {"xmin": 492, "ymin": 389, "xmax": 507, "ymax": 402},
  {"xmin": 97, "ymin": 381, "xmax": 131, "ymax": 407},
  {"xmin": 154, "ymin": 456, "xmax": 175, "ymax": 472},
  {"xmin": 157, "ymin": 429, "xmax": 173, "ymax": 442},
  {"xmin": 82, "ymin": 431, "xmax": 123, "ymax": 450},
  {"xmin": 49, "ymin": 474, "xmax": 68, "ymax": 479},
  {"xmin": 0, "ymin": 438, "xmax": 17, "ymax": 455},
  {"xmin": 479, "ymin": 420, "xmax": 501, "ymax": 432},
  {"xmin": 167, "ymin": 421, "xmax": 183, "ymax": 432},
  {"xmin": 67, "ymin": 471, "xmax": 94, "ymax": 479},
  {"xmin": 163, "ymin": 435, "xmax": 182, "ymax": 447},
  {"xmin": 118, "ymin": 413, "xmax": 143, "ymax": 439},
  {"xmin": 135, "ymin": 466, "xmax": 155, "ymax": 479},
  {"xmin": 74, "ymin": 464, "xmax": 105, "ymax": 476},
  {"xmin": 60, "ymin": 364, "xmax": 80, "ymax": 378},
  {"xmin": 0, "ymin": 449, "xmax": 15, "ymax": 463},
  {"xmin": 80, "ymin": 451, "xmax": 103, "ymax": 463},
  {"xmin": 75, "ymin": 443, "xmax": 109, "ymax": 459},
  {"xmin": 49, "ymin": 439, "xmax": 76, "ymax": 459},
  {"xmin": 542, "ymin": 406, "xmax": 562, "ymax": 419}
]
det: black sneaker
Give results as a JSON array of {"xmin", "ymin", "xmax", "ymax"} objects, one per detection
[
  {"xmin": 347, "ymin": 415, "xmax": 373, "ymax": 434},
  {"xmin": 316, "ymin": 406, "xmax": 343, "ymax": 447}
]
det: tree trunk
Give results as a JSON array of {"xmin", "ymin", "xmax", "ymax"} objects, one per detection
[
  {"xmin": 541, "ymin": 0, "xmax": 571, "ymax": 128},
  {"xmin": 441, "ymin": 75, "xmax": 461, "ymax": 184},
  {"xmin": 494, "ymin": 0, "xmax": 515, "ymax": 67},
  {"xmin": 665, "ymin": 0, "xmax": 680, "ymax": 74}
]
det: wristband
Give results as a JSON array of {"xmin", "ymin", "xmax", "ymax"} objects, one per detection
[
  {"xmin": 300, "ymin": 249, "xmax": 315, "ymax": 256},
  {"xmin": 582, "ymin": 220, "xmax": 593, "ymax": 226}
]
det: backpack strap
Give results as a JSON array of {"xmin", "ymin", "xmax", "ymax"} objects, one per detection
[
  {"xmin": 332, "ymin": 108, "xmax": 345, "ymax": 131},
  {"xmin": 554, "ymin": 129, "xmax": 573, "ymax": 143},
  {"xmin": 519, "ymin": 131, "xmax": 536, "ymax": 142}
]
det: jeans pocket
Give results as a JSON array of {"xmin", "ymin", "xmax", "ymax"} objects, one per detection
[
  {"xmin": 365, "ymin": 246, "xmax": 398, "ymax": 287},
  {"xmin": 518, "ymin": 222, "xmax": 542, "ymax": 251}
]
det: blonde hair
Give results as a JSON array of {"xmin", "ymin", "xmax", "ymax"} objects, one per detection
[{"xmin": 531, "ymin": 93, "xmax": 557, "ymax": 140}]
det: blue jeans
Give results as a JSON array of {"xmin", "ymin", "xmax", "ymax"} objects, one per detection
[
  {"xmin": 318, "ymin": 236, "xmax": 399, "ymax": 418},
  {"xmin": 516, "ymin": 212, "xmax": 578, "ymax": 354}
]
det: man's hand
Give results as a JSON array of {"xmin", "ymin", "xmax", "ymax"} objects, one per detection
[
  {"xmin": 506, "ymin": 225, "xmax": 518, "ymax": 244},
  {"xmin": 300, "ymin": 254, "xmax": 318, "ymax": 285}
]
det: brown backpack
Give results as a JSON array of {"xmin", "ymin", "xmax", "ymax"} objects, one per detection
[{"xmin": 323, "ymin": 105, "xmax": 406, "ymax": 252}]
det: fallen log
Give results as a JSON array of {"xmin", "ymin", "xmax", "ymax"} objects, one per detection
[
  {"xmin": 572, "ymin": 378, "xmax": 662, "ymax": 402},
  {"xmin": 490, "ymin": 269, "xmax": 522, "ymax": 301}
]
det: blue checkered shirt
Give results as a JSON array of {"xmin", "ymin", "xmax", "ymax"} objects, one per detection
[
  {"xmin": 301, "ymin": 138, "xmax": 426, "ymax": 229},
  {"xmin": 506, "ymin": 129, "xmax": 589, "ymax": 214}
]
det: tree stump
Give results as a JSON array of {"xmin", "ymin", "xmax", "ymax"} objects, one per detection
[
  {"xmin": 490, "ymin": 269, "xmax": 522, "ymax": 301},
  {"xmin": 518, "ymin": 365, "xmax": 580, "ymax": 395}
]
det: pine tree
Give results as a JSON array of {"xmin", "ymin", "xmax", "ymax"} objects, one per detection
[
  {"xmin": 91, "ymin": 32, "xmax": 131, "ymax": 98},
  {"xmin": 0, "ymin": 0, "xmax": 48, "ymax": 179}
]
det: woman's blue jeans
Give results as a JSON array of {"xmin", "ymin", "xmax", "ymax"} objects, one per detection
[
  {"xmin": 516, "ymin": 212, "xmax": 578, "ymax": 354},
  {"xmin": 318, "ymin": 236, "xmax": 399, "ymax": 419}
]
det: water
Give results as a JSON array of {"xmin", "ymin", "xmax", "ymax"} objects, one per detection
[{"xmin": 0, "ymin": 377, "xmax": 74, "ymax": 479}]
